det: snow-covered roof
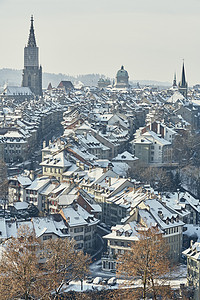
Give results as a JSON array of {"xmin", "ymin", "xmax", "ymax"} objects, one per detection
[
  {"xmin": 26, "ymin": 177, "xmax": 50, "ymax": 191},
  {"xmin": 2, "ymin": 86, "xmax": 33, "ymax": 96},
  {"xmin": 103, "ymin": 222, "xmax": 139, "ymax": 241},
  {"xmin": 143, "ymin": 199, "xmax": 184, "ymax": 229},
  {"xmin": 11, "ymin": 175, "xmax": 32, "ymax": 187},
  {"xmin": 112, "ymin": 151, "xmax": 138, "ymax": 161},
  {"xmin": 13, "ymin": 202, "xmax": 29, "ymax": 210},
  {"xmin": 61, "ymin": 203, "xmax": 99, "ymax": 227},
  {"xmin": 32, "ymin": 217, "xmax": 69, "ymax": 238},
  {"xmin": 40, "ymin": 151, "xmax": 72, "ymax": 168},
  {"xmin": 58, "ymin": 194, "xmax": 78, "ymax": 206},
  {"xmin": 142, "ymin": 130, "xmax": 171, "ymax": 146},
  {"xmin": 166, "ymin": 91, "xmax": 185, "ymax": 103},
  {"xmin": 183, "ymin": 242, "xmax": 200, "ymax": 261}
]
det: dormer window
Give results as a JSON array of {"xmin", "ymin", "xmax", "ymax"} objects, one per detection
[{"xmin": 125, "ymin": 231, "xmax": 131, "ymax": 237}]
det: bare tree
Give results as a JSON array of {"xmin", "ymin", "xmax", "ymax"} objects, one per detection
[
  {"xmin": 0, "ymin": 159, "xmax": 8, "ymax": 215},
  {"xmin": 43, "ymin": 238, "xmax": 90, "ymax": 298},
  {"xmin": 0, "ymin": 225, "xmax": 42, "ymax": 300},
  {"xmin": 0, "ymin": 225, "xmax": 90, "ymax": 299},
  {"xmin": 131, "ymin": 162, "xmax": 174, "ymax": 192},
  {"xmin": 117, "ymin": 227, "xmax": 173, "ymax": 300}
]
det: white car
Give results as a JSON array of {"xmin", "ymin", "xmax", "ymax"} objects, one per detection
[
  {"xmin": 93, "ymin": 276, "xmax": 102, "ymax": 284},
  {"xmin": 108, "ymin": 277, "xmax": 116, "ymax": 286}
]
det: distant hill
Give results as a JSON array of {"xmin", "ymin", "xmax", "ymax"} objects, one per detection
[
  {"xmin": 0, "ymin": 68, "xmax": 106, "ymax": 89},
  {"xmin": 0, "ymin": 68, "xmax": 171, "ymax": 89},
  {"xmin": 130, "ymin": 80, "xmax": 171, "ymax": 88}
]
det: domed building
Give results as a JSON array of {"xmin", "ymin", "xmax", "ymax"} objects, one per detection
[{"xmin": 114, "ymin": 65, "xmax": 130, "ymax": 89}]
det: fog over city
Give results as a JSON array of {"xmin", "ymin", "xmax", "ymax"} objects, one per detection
[{"xmin": 0, "ymin": 0, "xmax": 200, "ymax": 84}]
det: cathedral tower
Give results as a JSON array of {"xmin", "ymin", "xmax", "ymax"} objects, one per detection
[{"xmin": 22, "ymin": 16, "xmax": 42, "ymax": 96}]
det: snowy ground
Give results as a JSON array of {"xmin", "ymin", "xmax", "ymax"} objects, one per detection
[
  {"xmin": 64, "ymin": 277, "xmax": 187, "ymax": 293},
  {"xmin": 63, "ymin": 261, "xmax": 187, "ymax": 293},
  {"xmin": 64, "ymin": 281, "xmax": 118, "ymax": 292},
  {"xmin": 90, "ymin": 260, "xmax": 187, "ymax": 279},
  {"xmin": 90, "ymin": 259, "xmax": 116, "ymax": 278}
]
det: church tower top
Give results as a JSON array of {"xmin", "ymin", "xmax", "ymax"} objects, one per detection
[
  {"xmin": 178, "ymin": 60, "xmax": 188, "ymax": 98},
  {"xmin": 180, "ymin": 61, "xmax": 186, "ymax": 87},
  {"xmin": 173, "ymin": 72, "xmax": 177, "ymax": 88},
  {"xmin": 27, "ymin": 15, "xmax": 37, "ymax": 47}
]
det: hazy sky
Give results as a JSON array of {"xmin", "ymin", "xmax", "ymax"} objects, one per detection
[{"xmin": 0, "ymin": 0, "xmax": 200, "ymax": 85}]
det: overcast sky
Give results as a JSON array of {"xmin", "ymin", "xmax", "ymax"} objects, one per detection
[{"xmin": 0, "ymin": 0, "xmax": 200, "ymax": 85}]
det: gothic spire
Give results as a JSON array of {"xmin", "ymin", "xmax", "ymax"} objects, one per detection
[
  {"xmin": 181, "ymin": 60, "xmax": 186, "ymax": 87},
  {"xmin": 27, "ymin": 15, "xmax": 37, "ymax": 47},
  {"xmin": 178, "ymin": 60, "xmax": 188, "ymax": 98},
  {"xmin": 173, "ymin": 72, "xmax": 177, "ymax": 87}
]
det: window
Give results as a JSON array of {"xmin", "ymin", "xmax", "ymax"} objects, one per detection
[
  {"xmin": 43, "ymin": 235, "xmax": 52, "ymax": 240},
  {"xmin": 74, "ymin": 227, "xmax": 83, "ymax": 233},
  {"xmin": 85, "ymin": 235, "xmax": 91, "ymax": 241},
  {"xmin": 85, "ymin": 227, "xmax": 91, "ymax": 232},
  {"xmin": 74, "ymin": 235, "xmax": 83, "ymax": 241}
]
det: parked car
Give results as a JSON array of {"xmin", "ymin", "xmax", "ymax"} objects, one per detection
[
  {"xmin": 93, "ymin": 276, "xmax": 102, "ymax": 284},
  {"xmin": 101, "ymin": 278, "xmax": 108, "ymax": 285},
  {"xmin": 108, "ymin": 277, "xmax": 116, "ymax": 286},
  {"xmin": 86, "ymin": 277, "xmax": 93, "ymax": 284}
]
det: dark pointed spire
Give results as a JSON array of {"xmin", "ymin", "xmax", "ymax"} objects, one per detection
[
  {"xmin": 27, "ymin": 15, "xmax": 37, "ymax": 47},
  {"xmin": 181, "ymin": 60, "xmax": 186, "ymax": 87},
  {"xmin": 173, "ymin": 72, "xmax": 177, "ymax": 87},
  {"xmin": 178, "ymin": 60, "xmax": 188, "ymax": 98}
]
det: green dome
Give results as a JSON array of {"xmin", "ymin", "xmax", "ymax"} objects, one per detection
[{"xmin": 116, "ymin": 65, "xmax": 128, "ymax": 77}]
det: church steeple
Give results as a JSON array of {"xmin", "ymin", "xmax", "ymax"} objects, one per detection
[
  {"xmin": 173, "ymin": 72, "xmax": 177, "ymax": 88},
  {"xmin": 27, "ymin": 15, "xmax": 37, "ymax": 47},
  {"xmin": 180, "ymin": 61, "xmax": 186, "ymax": 87},
  {"xmin": 178, "ymin": 60, "xmax": 188, "ymax": 98}
]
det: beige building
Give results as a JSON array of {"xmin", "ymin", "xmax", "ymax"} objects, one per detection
[{"xmin": 40, "ymin": 151, "xmax": 72, "ymax": 181}]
